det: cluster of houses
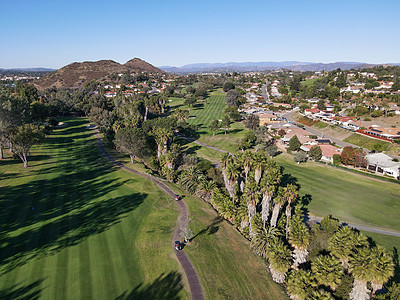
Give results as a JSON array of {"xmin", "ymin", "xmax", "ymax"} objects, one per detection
[
  {"xmin": 1, "ymin": 75, "xmax": 40, "ymax": 81},
  {"xmin": 270, "ymin": 122, "xmax": 400, "ymax": 179},
  {"xmin": 302, "ymin": 104, "xmax": 400, "ymax": 142},
  {"xmin": 103, "ymin": 81, "xmax": 171, "ymax": 98},
  {"xmin": 270, "ymin": 80, "xmax": 282, "ymax": 97}
]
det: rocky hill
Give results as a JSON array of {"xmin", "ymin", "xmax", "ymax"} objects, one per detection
[
  {"xmin": 34, "ymin": 58, "xmax": 165, "ymax": 89},
  {"xmin": 124, "ymin": 58, "xmax": 166, "ymax": 74}
]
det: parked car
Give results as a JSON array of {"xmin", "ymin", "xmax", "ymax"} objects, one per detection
[{"xmin": 175, "ymin": 241, "xmax": 182, "ymax": 250}]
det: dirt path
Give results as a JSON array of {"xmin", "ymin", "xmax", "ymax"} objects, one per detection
[{"xmin": 94, "ymin": 132, "xmax": 205, "ymax": 300}]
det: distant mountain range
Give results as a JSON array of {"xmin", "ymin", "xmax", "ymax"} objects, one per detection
[
  {"xmin": 34, "ymin": 58, "xmax": 165, "ymax": 89},
  {"xmin": 0, "ymin": 67, "xmax": 57, "ymax": 72},
  {"xmin": 159, "ymin": 61, "xmax": 399, "ymax": 73}
]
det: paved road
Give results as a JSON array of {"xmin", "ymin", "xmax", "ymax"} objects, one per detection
[
  {"xmin": 261, "ymin": 83, "xmax": 269, "ymax": 103},
  {"xmin": 306, "ymin": 215, "xmax": 400, "ymax": 238},
  {"xmin": 95, "ymin": 132, "xmax": 205, "ymax": 300},
  {"xmin": 179, "ymin": 134, "xmax": 400, "ymax": 238},
  {"xmin": 177, "ymin": 134, "xmax": 228, "ymax": 154},
  {"xmin": 282, "ymin": 110, "xmax": 358, "ymax": 148}
]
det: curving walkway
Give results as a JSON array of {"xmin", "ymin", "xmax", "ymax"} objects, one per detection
[{"xmin": 94, "ymin": 131, "xmax": 205, "ymax": 300}]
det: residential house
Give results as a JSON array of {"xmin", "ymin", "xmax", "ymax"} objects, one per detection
[
  {"xmin": 256, "ymin": 113, "xmax": 279, "ymax": 126},
  {"xmin": 363, "ymin": 127, "xmax": 400, "ymax": 141},
  {"xmin": 366, "ymin": 153, "xmax": 400, "ymax": 179}
]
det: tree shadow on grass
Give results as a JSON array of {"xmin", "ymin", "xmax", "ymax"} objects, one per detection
[
  {"xmin": 0, "ymin": 119, "xmax": 148, "ymax": 275},
  {"xmin": 191, "ymin": 216, "xmax": 224, "ymax": 241},
  {"xmin": 185, "ymin": 145, "xmax": 201, "ymax": 155},
  {"xmin": 0, "ymin": 278, "xmax": 44, "ymax": 300},
  {"xmin": 115, "ymin": 271, "xmax": 183, "ymax": 300},
  {"xmin": 0, "ymin": 192, "xmax": 147, "ymax": 275}
]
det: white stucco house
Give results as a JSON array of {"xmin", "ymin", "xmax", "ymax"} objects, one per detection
[{"xmin": 366, "ymin": 153, "xmax": 400, "ymax": 179}]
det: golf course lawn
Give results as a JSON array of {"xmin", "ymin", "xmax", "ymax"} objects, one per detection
[
  {"xmin": 170, "ymin": 90, "xmax": 248, "ymax": 153},
  {"xmin": 274, "ymin": 153, "xmax": 400, "ymax": 232},
  {"xmin": 0, "ymin": 118, "xmax": 188, "ymax": 299}
]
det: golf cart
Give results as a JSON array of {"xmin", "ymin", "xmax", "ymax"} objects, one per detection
[
  {"xmin": 175, "ymin": 241, "xmax": 182, "ymax": 250},
  {"xmin": 175, "ymin": 194, "xmax": 180, "ymax": 201}
]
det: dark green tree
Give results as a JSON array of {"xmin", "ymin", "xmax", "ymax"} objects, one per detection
[
  {"xmin": 223, "ymin": 82, "xmax": 235, "ymax": 92},
  {"xmin": 309, "ymin": 145, "xmax": 322, "ymax": 161},
  {"xmin": 9, "ymin": 124, "xmax": 45, "ymax": 168},
  {"xmin": 244, "ymin": 114, "xmax": 259, "ymax": 130},
  {"xmin": 288, "ymin": 135, "xmax": 301, "ymax": 151},
  {"xmin": 115, "ymin": 128, "xmax": 151, "ymax": 163}
]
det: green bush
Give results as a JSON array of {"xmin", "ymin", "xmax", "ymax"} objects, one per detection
[
  {"xmin": 371, "ymin": 110, "xmax": 383, "ymax": 117},
  {"xmin": 333, "ymin": 154, "xmax": 341, "ymax": 165}
]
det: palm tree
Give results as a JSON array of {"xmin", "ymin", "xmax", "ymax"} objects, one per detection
[
  {"xmin": 284, "ymin": 183, "xmax": 298, "ymax": 239},
  {"xmin": 236, "ymin": 200, "xmax": 249, "ymax": 232},
  {"xmin": 196, "ymin": 180, "xmax": 217, "ymax": 202},
  {"xmin": 267, "ymin": 238, "xmax": 292, "ymax": 283},
  {"xmin": 349, "ymin": 247, "xmax": 374, "ymax": 300},
  {"xmin": 311, "ymin": 255, "xmax": 343, "ymax": 291},
  {"xmin": 178, "ymin": 166, "xmax": 205, "ymax": 194},
  {"xmin": 225, "ymin": 162, "xmax": 239, "ymax": 200},
  {"xmin": 328, "ymin": 226, "xmax": 368, "ymax": 268},
  {"xmin": 243, "ymin": 178, "xmax": 261, "ymax": 238},
  {"xmin": 369, "ymin": 245, "xmax": 394, "ymax": 294},
  {"xmin": 250, "ymin": 226, "xmax": 279, "ymax": 258},
  {"xmin": 241, "ymin": 150, "xmax": 253, "ymax": 181},
  {"xmin": 289, "ymin": 213, "xmax": 310, "ymax": 269},
  {"xmin": 259, "ymin": 161, "xmax": 281, "ymax": 228},
  {"xmin": 153, "ymin": 126, "xmax": 174, "ymax": 158},
  {"xmin": 286, "ymin": 269, "xmax": 316, "ymax": 300},
  {"xmin": 308, "ymin": 289, "xmax": 334, "ymax": 300},
  {"xmin": 252, "ymin": 151, "xmax": 266, "ymax": 184},
  {"xmin": 270, "ymin": 187, "xmax": 286, "ymax": 228},
  {"xmin": 220, "ymin": 153, "xmax": 235, "ymax": 198}
]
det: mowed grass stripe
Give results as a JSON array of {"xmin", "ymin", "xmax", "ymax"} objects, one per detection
[
  {"xmin": 0, "ymin": 118, "xmax": 187, "ymax": 299},
  {"xmin": 93, "ymin": 230, "xmax": 119, "ymax": 298},
  {"xmin": 78, "ymin": 239, "xmax": 93, "ymax": 300}
]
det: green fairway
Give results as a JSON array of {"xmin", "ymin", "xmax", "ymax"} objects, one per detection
[
  {"xmin": 274, "ymin": 154, "xmax": 400, "ymax": 232},
  {"xmin": 170, "ymin": 90, "xmax": 249, "ymax": 153},
  {"xmin": 0, "ymin": 118, "xmax": 187, "ymax": 299}
]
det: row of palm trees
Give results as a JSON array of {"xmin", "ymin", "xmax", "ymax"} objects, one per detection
[{"xmin": 170, "ymin": 148, "xmax": 396, "ymax": 299}]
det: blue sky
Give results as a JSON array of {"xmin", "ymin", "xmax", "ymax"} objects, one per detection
[{"xmin": 1, "ymin": 0, "xmax": 399, "ymax": 68}]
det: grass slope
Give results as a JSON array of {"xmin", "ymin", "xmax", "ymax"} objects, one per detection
[
  {"xmin": 344, "ymin": 133, "xmax": 400, "ymax": 154},
  {"xmin": 0, "ymin": 118, "xmax": 187, "ymax": 299},
  {"xmin": 274, "ymin": 154, "xmax": 400, "ymax": 231}
]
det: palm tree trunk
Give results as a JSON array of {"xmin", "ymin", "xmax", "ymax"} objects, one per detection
[
  {"xmin": 292, "ymin": 248, "xmax": 308, "ymax": 269},
  {"xmin": 163, "ymin": 139, "xmax": 168, "ymax": 155},
  {"xmin": 144, "ymin": 106, "xmax": 149, "ymax": 121},
  {"xmin": 254, "ymin": 168, "xmax": 262, "ymax": 184},
  {"xmin": 270, "ymin": 203, "xmax": 281, "ymax": 228},
  {"xmin": 239, "ymin": 178, "xmax": 245, "ymax": 193},
  {"xmin": 157, "ymin": 144, "xmax": 162, "ymax": 158},
  {"xmin": 269, "ymin": 265, "xmax": 286, "ymax": 284},
  {"xmin": 261, "ymin": 193, "xmax": 271, "ymax": 228},
  {"xmin": 240, "ymin": 218, "xmax": 249, "ymax": 231},
  {"xmin": 248, "ymin": 203, "xmax": 256, "ymax": 238},
  {"xmin": 221, "ymin": 169, "xmax": 235, "ymax": 200},
  {"xmin": 349, "ymin": 279, "xmax": 370, "ymax": 300},
  {"xmin": 285, "ymin": 203, "xmax": 292, "ymax": 239}
]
